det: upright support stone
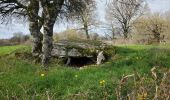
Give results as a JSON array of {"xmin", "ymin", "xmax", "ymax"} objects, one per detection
[
  {"xmin": 97, "ymin": 51, "xmax": 105, "ymax": 65},
  {"xmin": 66, "ymin": 57, "xmax": 71, "ymax": 65}
]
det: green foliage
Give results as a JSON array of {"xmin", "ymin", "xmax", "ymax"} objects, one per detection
[
  {"xmin": 0, "ymin": 44, "xmax": 169, "ymax": 99},
  {"xmin": 116, "ymin": 67, "xmax": 169, "ymax": 99},
  {"xmin": 147, "ymin": 48, "xmax": 170, "ymax": 67}
]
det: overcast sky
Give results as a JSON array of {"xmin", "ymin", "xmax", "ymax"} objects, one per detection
[{"xmin": 0, "ymin": 0, "xmax": 170, "ymax": 39}]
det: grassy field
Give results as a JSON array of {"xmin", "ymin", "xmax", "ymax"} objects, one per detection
[{"xmin": 0, "ymin": 44, "xmax": 169, "ymax": 99}]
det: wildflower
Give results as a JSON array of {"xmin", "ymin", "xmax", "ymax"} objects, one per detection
[
  {"xmin": 41, "ymin": 73, "xmax": 45, "ymax": 77},
  {"xmin": 102, "ymin": 80, "xmax": 105, "ymax": 83},
  {"xmin": 100, "ymin": 80, "xmax": 106, "ymax": 86},
  {"xmin": 100, "ymin": 81, "xmax": 103, "ymax": 84},
  {"xmin": 75, "ymin": 75, "xmax": 78, "ymax": 78}
]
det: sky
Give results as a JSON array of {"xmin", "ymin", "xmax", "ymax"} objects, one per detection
[
  {"xmin": 0, "ymin": 0, "xmax": 170, "ymax": 39},
  {"xmin": 148, "ymin": 0, "xmax": 170, "ymax": 12}
]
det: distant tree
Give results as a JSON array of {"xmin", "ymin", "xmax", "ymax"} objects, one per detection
[
  {"xmin": 0, "ymin": 0, "xmax": 43, "ymax": 55},
  {"xmin": 91, "ymin": 33, "xmax": 99, "ymax": 40},
  {"xmin": 10, "ymin": 32, "xmax": 30, "ymax": 43},
  {"xmin": 71, "ymin": 0, "xmax": 97, "ymax": 39},
  {"xmin": 102, "ymin": 23, "xmax": 122, "ymax": 40},
  {"xmin": 106, "ymin": 0, "xmax": 147, "ymax": 38},
  {"xmin": 53, "ymin": 29, "xmax": 85, "ymax": 41},
  {"xmin": 135, "ymin": 13, "xmax": 168, "ymax": 43},
  {"xmin": 103, "ymin": 22, "xmax": 117, "ymax": 39}
]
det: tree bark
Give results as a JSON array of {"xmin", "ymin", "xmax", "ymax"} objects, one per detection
[
  {"xmin": 85, "ymin": 28, "xmax": 90, "ymax": 39},
  {"xmin": 28, "ymin": 0, "xmax": 43, "ymax": 55},
  {"xmin": 154, "ymin": 32, "xmax": 160, "ymax": 43},
  {"xmin": 29, "ymin": 21, "xmax": 43, "ymax": 55},
  {"xmin": 123, "ymin": 32, "xmax": 128, "ymax": 39},
  {"xmin": 123, "ymin": 28, "xmax": 129, "ymax": 39},
  {"xmin": 84, "ymin": 23, "xmax": 90, "ymax": 39},
  {"xmin": 41, "ymin": 0, "xmax": 64, "ymax": 67},
  {"xmin": 42, "ymin": 19, "xmax": 55, "ymax": 67}
]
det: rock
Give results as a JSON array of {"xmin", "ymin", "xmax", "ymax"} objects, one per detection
[
  {"xmin": 51, "ymin": 39, "xmax": 116, "ymax": 66},
  {"xmin": 97, "ymin": 51, "xmax": 105, "ymax": 65},
  {"xmin": 66, "ymin": 57, "xmax": 71, "ymax": 65},
  {"xmin": 51, "ymin": 40, "xmax": 104, "ymax": 57},
  {"xmin": 68, "ymin": 48, "xmax": 82, "ymax": 57}
]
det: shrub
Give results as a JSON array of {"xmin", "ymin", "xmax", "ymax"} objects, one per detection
[{"xmin": 54, "ymin": 29, "xmax": 86, "ymax": 41}]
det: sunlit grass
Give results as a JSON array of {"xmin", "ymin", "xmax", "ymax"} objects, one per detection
[
  {"xmin": 0, "ymin": 44, "xmax": 169, "ymax": 99},
  {"xmin": 0, "ymin": 45, "xmax": 28, "ymax": 56}
]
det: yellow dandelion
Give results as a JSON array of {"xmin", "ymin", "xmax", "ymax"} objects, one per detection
[
  {"xmin": 100, "ymin": 81, "xmax": 103, "ymax": 84},
  {"xmin": 102, "ymin": 80, "xmax": 105, "ymax": 83},
  {"xmin": 41, "ymin": 73, "xmax": 45, "ymax": 77},
  {"xmin": 99, "ymin": 80, "xmax": 106, "ymax": 86}
]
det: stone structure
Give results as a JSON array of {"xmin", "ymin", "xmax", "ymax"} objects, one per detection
[{"xmin": 51, "ymin": 40, "xmax": 115, "ymax": 66}]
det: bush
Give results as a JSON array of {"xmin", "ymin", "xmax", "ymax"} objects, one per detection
[
  {"xmin": 10, "ymin": 32, "xmax": 30, "ymax": 44},
  {"xmin": 116, "ymin": 67, "xmax": 169, "ymax": 100},
  {"xmin": 54, "ymin": 29, "xmax": 86, "ymax": 41}
]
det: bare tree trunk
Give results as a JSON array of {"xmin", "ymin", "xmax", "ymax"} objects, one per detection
[
  {"xmin": 28, "ymin": 0, "xmax": 42, "ymax": 56},
  {"xmin": 40, "ymin": 0, "xmax": 64, "ymax": 67},
  {"xmin": 123, "ymin": 28, "xmax": 129, "ymax": 39},
  {"xmin": 123, "ymin": 32, "xmax": 128, "ymax": 39},
  {"xmin": 154, "ymin": 32, "xmax": 160, "ymax": 43},
  {"xmin": 29, "ymin": 21, "xmax": 43, "ymax": 55},
  {"xmin": 42, "ymin": 19, "xmax": 55, "ymax": 67},
  {"xmin": 85, "ymin": 28, "xmax": 90, "ymax": 39},
  {"xmin": 84, "ymin": 24, "xmax": 90, "ymax": 39}
]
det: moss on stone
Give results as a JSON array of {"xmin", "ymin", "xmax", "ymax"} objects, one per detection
[{"xmin": 54, "ymin": 39, "xmax": 116, "ymax": 58}]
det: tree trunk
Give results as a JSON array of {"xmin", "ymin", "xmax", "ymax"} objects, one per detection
[
  {"xmin": 84, "ymin": 24, "xmax": 90, "ymax": 39},
  {"xmin": 122, "ymin": 23, "xmax": 129, "ymax": 39},
  {"xmin": 154, "ymin": 32, "xmax": 160, "ymax": 43},
  {"xmin": 40, "ymin": 0, "xmax": 64, "ymax": 67},
  {"xmin": 124, "ymin": 32, "xmax": 128, "ymax": 39},
  {"xmin": 28, "ymin": 1, "xmax": 42, "ymax": 56},
  {"xmin": 29, "ymin": 21, "xmax": 43, "ymax": 55},
  {"xmin": 85, "ymin": 28, "xmax": 90, "ymax": 39},
  {"xmin": 123, "ymin": 28, "xmax": 128, "ymax": 39},
  {"xmin": 42, "ymin": 19, "xmax": 55, "ymax": 67}
]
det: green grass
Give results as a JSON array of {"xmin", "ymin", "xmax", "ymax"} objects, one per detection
[
  {"xmin": 0, "ymin": 45, "xmax": 28, "ymax": 56},
  {"xmin": 0, "ymin": 44, "xmax": 169, "ymax": 99}
]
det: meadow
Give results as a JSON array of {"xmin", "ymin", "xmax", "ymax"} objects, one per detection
[{"xmin": 0, "ymin": 44, "xmax": 169, "ymax": 99}]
